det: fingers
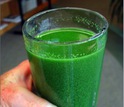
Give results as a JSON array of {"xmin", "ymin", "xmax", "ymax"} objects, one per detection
[
  {"xmin": 17, "ymin": 60, "xmax": 32, "ymax": 90},
  {"xmin": 1, "ymin": 60, "xmax": 57, "ymax": 107},
  {"xmin": 1, "ymin": 60, "xmax": 30, "ymax": 78},
  {"xmin": 10, "ymin": 87, "xmax": 57, "ymax": 107},
  {"xmin": 1, "ymin": 60, "xmax": 32, "ymax": 90},
  {"xmin": 16, "ymin": 60, "xmax": 31, "ymax": 76}
]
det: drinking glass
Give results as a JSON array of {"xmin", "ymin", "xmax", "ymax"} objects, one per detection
[{"xmin": 23, "ymin": 7, "xmax": 108, "ymax": 107}]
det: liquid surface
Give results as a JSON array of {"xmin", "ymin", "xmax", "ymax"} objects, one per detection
[
  {"xmin": 35, "ymin": 28, "xmax": 94, "ymax": 44},
  {"xmin": 26, "ymin": 28, "xmax": 106, "ymax": 107}
]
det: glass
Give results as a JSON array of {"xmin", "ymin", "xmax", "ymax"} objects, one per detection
[{"xmin": 22, "ymin": 7, "xmax": 108, "ymax": 107}]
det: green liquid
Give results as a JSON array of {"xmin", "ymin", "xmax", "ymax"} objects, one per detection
[{"xmin": 26, "ymin": 28, "xmax": 106, "ymax": 107}]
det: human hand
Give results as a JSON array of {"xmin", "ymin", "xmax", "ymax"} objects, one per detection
[{"xmin": 0, "ymin": 60, "xmax": 56, "ymax": 107}]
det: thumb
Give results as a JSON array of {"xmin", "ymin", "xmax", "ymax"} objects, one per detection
[
  {"xmin": 2, "ymin": 60, "xmax": 33, "ymax": 90},
  {"xmin": 10, "ymin": 87, "xmax": 57, "ymax": 107}
]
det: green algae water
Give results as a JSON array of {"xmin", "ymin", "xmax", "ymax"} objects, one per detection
[{"xmin": 26, "ymin": 28, "xmax": 106, "ymax": 107}]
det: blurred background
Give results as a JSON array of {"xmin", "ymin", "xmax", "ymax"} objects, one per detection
[{"xmin": 0, "ymin": 0, "xmax": 123, "ymax": 107}]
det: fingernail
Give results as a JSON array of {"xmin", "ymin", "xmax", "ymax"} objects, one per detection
[{"xmin": 46, "ymin": 103, "xmax": 57, "ymax": 107}]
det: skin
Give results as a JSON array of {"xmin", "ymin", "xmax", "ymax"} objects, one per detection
[{"xmin": 0, "ymin": 60, "xmax": 56, "ymax": 107}]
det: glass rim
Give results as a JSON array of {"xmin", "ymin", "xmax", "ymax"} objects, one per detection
[{"xmin": 22, "ymin": 7, "xmax": 108, "ymax": 45}]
